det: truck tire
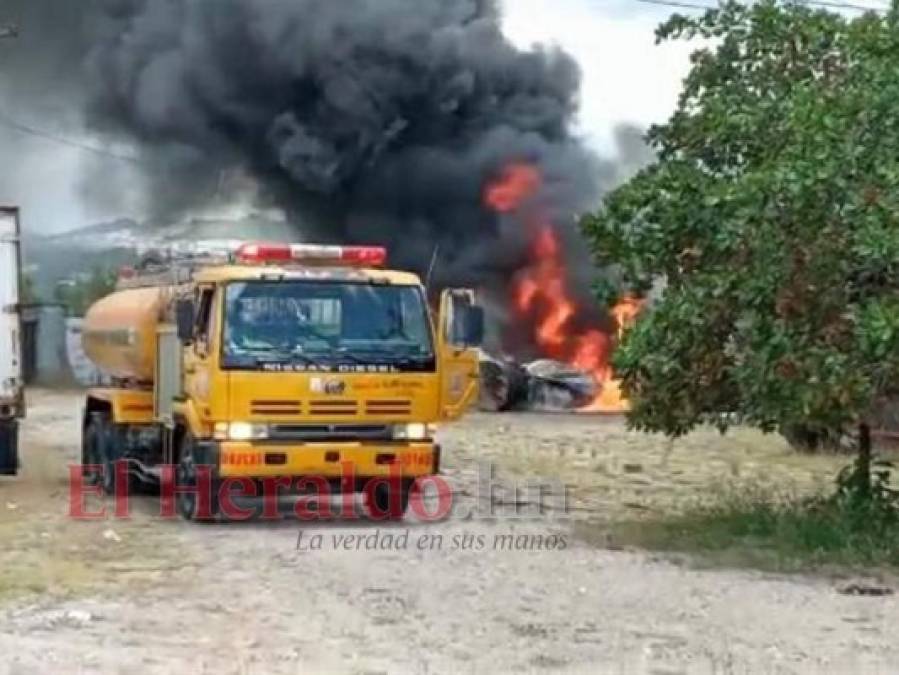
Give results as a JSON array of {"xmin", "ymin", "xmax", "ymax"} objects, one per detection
[
  {"xmin": 367, "ymin": 479, "xmax": 413, "ymax": 520},
  {"xmin": 82, "ymin": 416, "xmax": 131, "ymax": 495},
  {"xmin": 82, "ymin": 417, "xmax": 112, "ymax": 492},
  {"xmin": 0, "ymin": 420, "xmax": 18, "ymax": 476},
  {"xmin": 175, "ymin": 433, "xmax": 220, "ymax": 522}
]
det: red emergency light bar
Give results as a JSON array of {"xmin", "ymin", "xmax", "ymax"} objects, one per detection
[{"xmin": 235, "ymin": 242, "xmax": 387, "ymax": 267}]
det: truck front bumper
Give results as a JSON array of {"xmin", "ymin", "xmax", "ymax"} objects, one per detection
[{"xmin": 209, "ymin": 440, "xmax": 440, "ymax": 479}]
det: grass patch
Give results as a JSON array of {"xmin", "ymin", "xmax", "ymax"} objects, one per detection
[{"xmin": 600, "ymin": 484, "xmax": 899, "ymax": 572}]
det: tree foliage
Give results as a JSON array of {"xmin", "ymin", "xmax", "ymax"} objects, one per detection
[
  {"xmin": 20, "ymin": 273, "xmax": 39, "ymax": 305},
  {"xmin": 54, "ymin": 268, "xmax": 117, "ymax": 317},
  {"xmin": 583, "ymin": 1, "xmax": 899, "ymax": 438}
]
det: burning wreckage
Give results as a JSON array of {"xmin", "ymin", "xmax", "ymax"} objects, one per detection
[
  {"xmin": 477, "ymin": 337, "xmax": 638, "ymax": 414},
  {"xmin": 478, "ymin": 354, "xmax": 597, "ymax": 412},
  {"xmin": 478, "ymin": 164, "xmax": 644, "ymax": 414}
]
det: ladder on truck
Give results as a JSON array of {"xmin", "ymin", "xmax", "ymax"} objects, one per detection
[{"xmin": 115, "ymin": 239, "xmax": 244, "ymax": 290}]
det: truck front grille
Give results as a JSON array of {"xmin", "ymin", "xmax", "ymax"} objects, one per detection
[
  {"xmin": 309, "ymin": 400, "xmax": 358, "ymax": 416},
  {"xmin": 268, "ymin": 424, "xmax": 392, "ymax": 441},
  {"xmin": 365, "ymin": 399, "xmax": 412, "ymax": 416},
  {"xmin": 249, "ymin": 398, "xmax": 414, "ymax": 422},
  {"xmin": 251, "ymin": 399, "xmax": 302, "ymax": 416}
]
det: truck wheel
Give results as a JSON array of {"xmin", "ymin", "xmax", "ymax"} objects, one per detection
[
  {"xmin": 176, "ymin": 434, "xmax": 219, "ymax": 522},
  {"xmin": 82, "ymin": 416, "xmax": 118, "ymax": 494},
  {"xmin": 367, "ymin": 479, "xmax": 413, "ymax": 520},
  {"xmin": 81, "ymin": 419, "xmax": 102, "ymax": 486},
  {"xmin": 0, "ymin": 420, "xmax": 18, "ymax": 476}
]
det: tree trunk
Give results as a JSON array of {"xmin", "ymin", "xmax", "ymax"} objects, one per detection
[{"xmin": 857, "ymin": 422, "xmax": 872, "ymax": 497}]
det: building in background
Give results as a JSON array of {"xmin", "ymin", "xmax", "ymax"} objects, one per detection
[{"xmin": 21, "ymin": 303, "xmax": 69, "ymax": 385}]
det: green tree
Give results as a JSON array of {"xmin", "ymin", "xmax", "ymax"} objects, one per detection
[
  {"xmin": 54, "ymin": 267, "xmax": 117, "ymax": 317},
  {"xmin": 20, "ymin": 272, "xmax": 39, "ymax": 304},
  {"xmin": 582, "ymin": 1, "xmax": 899, "ymax": 494}
]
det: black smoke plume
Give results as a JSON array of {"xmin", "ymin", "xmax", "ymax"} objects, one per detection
[
  {"xmin": 4, "ymin": 1, "xmax": 660, "ymax": 360},
  {"xmin": 77, "ymin": 0, "xmax": 599, "ymax": 289}
]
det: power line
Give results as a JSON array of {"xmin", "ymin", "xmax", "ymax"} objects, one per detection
[
  {"xmin": 634, "ymin": 0, "xmax": 716, "ymax": 9},
  {"xmin": 797, "ymin": 0, "xmax": 889, "ymax": 11},
  {"xmin": 0, "ymin": 22, "xmax": 144, "ymax": 166},
  {"xmin": 634, "ymin": 0, "xmax": 889, "ymax": 12},
  {"xmin": 0, "ymin": 109, "xmax": 143, "ymax": 165}
]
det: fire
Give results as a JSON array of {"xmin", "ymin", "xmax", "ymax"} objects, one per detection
[
  {"xmin": 485, "ymin": 163, "xmax": 542, "ymax": 213},
  {"xmin": 611, "ymin": 295, "xmax": 643, "ymax": 332},
  {"xmin": 485, "ymin": 162, "xmax": 643, "ymax": 412}
]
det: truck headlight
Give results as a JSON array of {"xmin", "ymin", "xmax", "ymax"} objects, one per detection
[
  {"xmin": 392, "ymin": 423, "xmax": 435, "ymax": 441},
  {"xmin": 214, "ymin": 422, "xmax": 270, "ymax": 441}
]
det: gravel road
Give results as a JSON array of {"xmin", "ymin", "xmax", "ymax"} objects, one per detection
[{"xmin": 0, "ymin": 390, "xmax": 897, "ymax": 674}]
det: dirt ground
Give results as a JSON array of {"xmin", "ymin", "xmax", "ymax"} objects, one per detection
[{"xmin": 1, "ymin": 389, "xmax": 898, "ymax": 673}]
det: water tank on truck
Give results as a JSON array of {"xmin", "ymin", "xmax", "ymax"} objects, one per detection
[{"xmin": 81, "ymin": 285, "xmax": 169, "ymax": 384}]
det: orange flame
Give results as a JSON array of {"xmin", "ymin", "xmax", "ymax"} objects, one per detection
[
  {"xmin": 485, "ymin": 163, "xmax": 542, "ymax": 213},
  {"xmin": 484, "ymin": 163, "xmax": 643, "ymax": 412},
  {"xmin": 611, "ymin": 296, "xmax": 643, "ymax": 334}
]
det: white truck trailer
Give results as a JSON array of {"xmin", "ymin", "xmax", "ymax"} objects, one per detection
[{"xmin": 0, "ymin": 207, "xmax": 24, "ymax": 475}]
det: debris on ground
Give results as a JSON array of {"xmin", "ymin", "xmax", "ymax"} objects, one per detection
[
  {"xmin": 478, "ymin": 351, "xmax": 528, "ymax": 412},
  {"xmin": 837, "ymin": 582, "xmax": 894, "ymax": 597},
  {"xmin": 478, "ymin": 351, "xmax": 596, "ymax": 412}
]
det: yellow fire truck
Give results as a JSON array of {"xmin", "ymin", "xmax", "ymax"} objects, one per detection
[{"xmin": 80, "ymin": 242, "xmax": 483, "ymax": 520}]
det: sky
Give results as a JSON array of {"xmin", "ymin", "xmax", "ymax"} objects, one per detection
[
  {"xmin": 503, "ymin": 0, "xmax": 695, "ymax": 151},
  {"xmin": 0, "ymin": 0, "xmax": 697, "ymax": 235}
]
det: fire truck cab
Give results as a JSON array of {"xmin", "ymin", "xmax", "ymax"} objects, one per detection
[{"xmin": 80, "ymin": 242, "xmax": 483, "ymax": 520}]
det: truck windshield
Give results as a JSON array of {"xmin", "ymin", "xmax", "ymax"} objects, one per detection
[{"xmin": 222, "ymin": 281, "xmax": 434, "ymax": 371}]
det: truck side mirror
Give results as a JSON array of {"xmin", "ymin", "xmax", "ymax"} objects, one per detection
[
  {"xmin": 175, "ymin": 299, "xmax": 195, "ymax": 343},
  {"xmin": 440, "ymin": 288, "xmax": 485, "ymax": 349},
  {"xmin": 460, "ymin": 306, "xmax": 485, "ymax": 347}
]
